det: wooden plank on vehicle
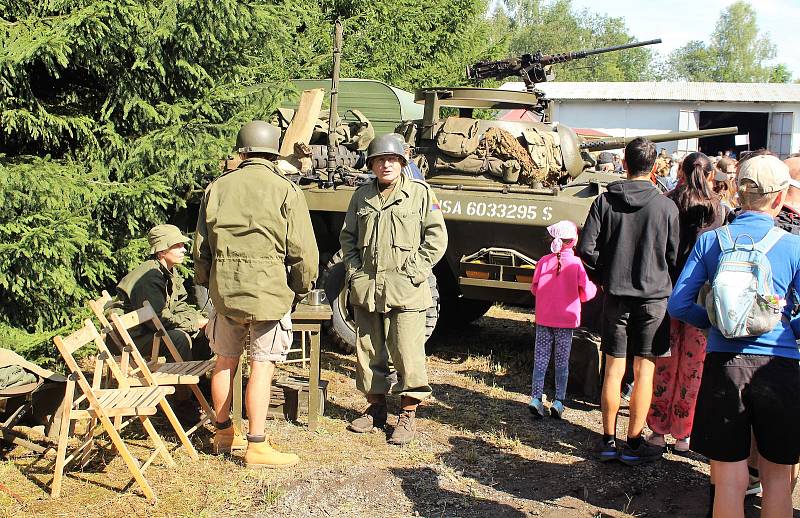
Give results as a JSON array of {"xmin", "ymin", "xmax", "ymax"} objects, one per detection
[{"xmin": 279, "ymin": 88, "xmax": 324, "ymax": 157}]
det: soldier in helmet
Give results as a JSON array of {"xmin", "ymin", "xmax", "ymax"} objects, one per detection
[
  {"xmin": 340, "ymin": 133, "xmax": 448, "ymax": 445},
  {"xmin": 194, "ymin": 121, "xmax": 319, "ymax": 467}
]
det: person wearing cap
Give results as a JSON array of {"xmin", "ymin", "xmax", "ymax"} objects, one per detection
[
  {"xmin": 116, "ymin": 224, "xmax": 210, "ymax": 363},
  {"xmin": 339, "ymin": 133, "xmax": 448, "ymax": 445},
  {"xmin": 528, "ymin": 220, "xmax": 597, "ymax": 419},
  {"xmin": 668, "ymin": 153, "xmax": 800, "ymax": 518},
  {"xmin": 596, "ymin": 152, "xmax": 615, "ymax": 172},
  {"xmin": 194, "ymin": 120, "xmax": 318, "ymax": 467}
]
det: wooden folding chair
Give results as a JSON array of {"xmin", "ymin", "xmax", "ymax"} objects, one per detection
[
  {"xmin": 106, "ymin": 300, "xmax": 216, "ymax": 436},
  {"xmin": 51, "ymin": 320, "xmax": 197, "ymax": 502}
]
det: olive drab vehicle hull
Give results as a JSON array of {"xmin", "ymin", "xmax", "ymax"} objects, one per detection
[
  {"xmin": 288, "ymin": 28, "xmax": 736, "ymax": 352},
  {"xmin": 294, "ymin": 83, "xmax": 735, "ymax": 353}
]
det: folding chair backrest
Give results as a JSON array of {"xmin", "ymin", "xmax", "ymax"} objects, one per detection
[
  {"xmin": 88, "ymin": 290, "xmax": 124, "ymax": 352},
  {"xmin": 111, "ymin": 301, "xmax": 185, "ymax": 363},
  {"xmin": 53, "ymin": 320, "xmax": 126, "ymax": 392}
]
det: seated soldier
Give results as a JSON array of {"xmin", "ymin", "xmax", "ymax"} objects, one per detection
[{"xmin": 116, "ymin": 224, "xmax": 210, "ymax": 362}]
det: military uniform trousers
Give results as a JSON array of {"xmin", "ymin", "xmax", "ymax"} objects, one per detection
[{"xmin": 353, "ymin": 307, "xmax": 431, "ymax": 402}]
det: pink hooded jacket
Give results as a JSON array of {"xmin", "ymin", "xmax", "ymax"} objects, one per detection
[{"xmin": 530, "ymin": 222, "xmax": 597, "ymax": 328}]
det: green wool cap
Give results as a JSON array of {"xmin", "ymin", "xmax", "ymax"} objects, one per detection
[{"xmin": 148, "ymin": 224, "xmax": 189, "ymax": 254}]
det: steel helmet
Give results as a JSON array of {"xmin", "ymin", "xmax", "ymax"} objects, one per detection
[
  {"xmin": 366, "ymin": 133, "xmax": 407, "ymax": 166},
  {"xmin": 236, "ymin": 121, "xmax": 280, "ymax": 155}
]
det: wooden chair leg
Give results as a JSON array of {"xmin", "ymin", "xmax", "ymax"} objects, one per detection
[
  {"xmin": 157, "ymin": 399, "xmax": 198, "ymax": 460},
  {"xmin": 138, "ymin": 416, "xmax": 174, "ymax": 467},
  {"xmin": 97, "ymin": 414, "xmax": 156, "ymax": 504},
  {"xmin": 51, "ymin": 380, "xmax": 75, "ymax": 499},
  {"xmin": 190, "ymin": 384, "xmax": 215, "ymax": 422}
]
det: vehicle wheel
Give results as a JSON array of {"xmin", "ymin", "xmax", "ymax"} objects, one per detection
[
  {"xmin": 320, "ymin": 251, "xmax": 357, "ymax": 354},
  {"xmin": 438, "ymin": 297, "xmax": 493, "ymax": 326},
  {"xmin": 425, "ymin": 274, "xmax": 440, "ymax": 343},
  {"xmin": 320, "ymin": 251, "xmax": 440, "ymax": 354}
]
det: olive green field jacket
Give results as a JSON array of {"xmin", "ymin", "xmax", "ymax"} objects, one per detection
[
  {"xmin": 340, "ymin": 174, "xmax": 448, "ymax": 312},
  {"xmin": 116, "ymin": 259, "xmax": 202, "ymax": 336},
  {"xmin": 194, "ymin": 158, "xmax": 319, "ymax": 321}
]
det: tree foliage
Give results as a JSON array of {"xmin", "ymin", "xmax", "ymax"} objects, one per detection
[
  {"xmin": 666, "ymin": 1, "xmax": 790, "ymax": 82},
  {"xmin": 498, "ymin": 0, "xmax": 656, "ymax": 82},
  {"xmin": 0, "ymin": 0, "xmax": 502, "ymax": 362}
]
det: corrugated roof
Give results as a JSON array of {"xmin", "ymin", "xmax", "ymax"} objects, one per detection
[{"xmin": 500, "ymin": 81, "xmax": 800, "ymax": 103}]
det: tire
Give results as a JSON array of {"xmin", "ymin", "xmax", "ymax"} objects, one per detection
[
  {"xmin": 320, "ymin": 251, "xmax": 357, "ymax": 354},
  {"xmin": 438, "ymin": 297, "xmax": 493, "ymax": 326},
  {"xmin": 320, "ymin": 251, "xmax": 440, "ymax": 354}
]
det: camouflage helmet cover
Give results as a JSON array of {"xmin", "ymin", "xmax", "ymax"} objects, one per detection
[
  {"xmin": 366, "ymin": 133, "xmax": 408, "ymax": 166},
  {"xmin": 236, "ymin": 121, "xmax": 280, "ymax": 155}
]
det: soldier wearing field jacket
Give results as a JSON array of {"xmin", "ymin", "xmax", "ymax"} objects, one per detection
[
  {"xmin": 194, "ymin": 120, "xmax": 318, "ymax": 468},
  {"xmin": 340, "ymin": 133, "xmax": 448, "ymax": 445},
  {"xmin": 116, "ymin": 224, "xmax": 210, "ymax": 362}
]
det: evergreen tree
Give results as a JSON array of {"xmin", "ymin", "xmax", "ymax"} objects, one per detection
[
  {"xmin": 1, "ymin": 0, "xmax": 502, "ymax": 362},
  {"xmin": 0, "ymin": 0, "xmax": 301, "ymax": 361}
]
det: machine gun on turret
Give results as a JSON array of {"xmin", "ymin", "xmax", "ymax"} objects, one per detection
[
  {"xmin": 467, "ymin": 39, "xmax": 662, "ymax": 90},
  {"xmin": 466, "ymin": 39, "xmax": 661, "ymax": 117}
]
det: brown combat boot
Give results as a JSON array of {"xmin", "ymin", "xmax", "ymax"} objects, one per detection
[
  {"xmin": 212, "ymin": 425, "xmax": 247, "ymax": 454},
  {"xmin": 348, "ymin": 396, "xmax": 388, "ymax": 433},
  {"xmin": 244, "ymin": 436, "xmax": 299, "ymax": 468},
  {"xmin": 388, "ymin": 409, "xmax": 417, "ymax": 445}
]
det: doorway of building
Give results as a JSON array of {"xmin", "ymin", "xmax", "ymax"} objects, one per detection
[{"xmin": 698, "ymin": 111, "xmax": 768, "ymax": 158}]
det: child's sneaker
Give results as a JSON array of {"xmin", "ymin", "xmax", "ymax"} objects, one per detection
[
  {"xmin": 528, "ymin": 397, "xmax": 546, "ymax": 418},
  {"xmin": 550, "ymin": 400, "xmax": 565, "ymax": 419},
  {"xmin": 645, "ymin": 432, "xmax": 666, "ymax": 448},
  {"xmin": 673, "ymin": 437, "xmax": 690, "ymax": 452}
]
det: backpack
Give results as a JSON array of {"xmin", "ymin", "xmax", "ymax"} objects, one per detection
[
  {"xmin": 435, "ymin": 117, "xmax": 481, "ymax": 158},
  {"xmin": 705, "ymin": 226, "xmax": 786, "ymax": 338}
]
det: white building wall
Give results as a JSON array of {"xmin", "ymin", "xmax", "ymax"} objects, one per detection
[{"xmin": 549, "ymin": 100, "xmax": 800, "ymax": 155}]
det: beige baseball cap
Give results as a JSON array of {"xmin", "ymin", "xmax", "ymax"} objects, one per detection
[
  {"xmin": 148, "ymin": 224, "xmax": 189, "ymax": 254},
  {"xmin": 737, "ymin": 155, "xmax": 790, "ymax": 194}
]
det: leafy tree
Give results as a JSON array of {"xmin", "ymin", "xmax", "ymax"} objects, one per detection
[
  {"xmin": 769, "ymin": 64, "xmax": 793, "ymax": 84},
  {"xmin": 0, "ymin": 0, "xmax": 506, "ymax": 362},
  {"xmin": 0, "ymin": 0, "xmax": 301, "ymax": 362},
  {"xmin": 667, "ymin": 1, "xmax": 790, "ymax": 82},
  {"xmin": 500, "ymin": 0, "xmax": 655, "ymax": 82}
]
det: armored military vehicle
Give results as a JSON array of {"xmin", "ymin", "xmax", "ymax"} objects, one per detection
[{"xmin": 288, "ymin": 27, "xmax": 736, "ymax": 352}]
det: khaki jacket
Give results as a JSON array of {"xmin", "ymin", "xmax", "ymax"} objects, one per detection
[
  {"xmin": 117, "ymin": 259, "xmax": 202, "ymax": 335},
  {"xmin": 340, "ymin": 174, "xmax": 448, "ymax": 312},
  {"xmin": 194, "ymin": 158, "xmax": 319, "ymax": 321}
]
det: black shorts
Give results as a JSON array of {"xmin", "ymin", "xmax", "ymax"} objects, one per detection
[
  {"xmin": 600, "ymin": 294, "xmax": 669, "ymax": 358},
  {"xmin": 692, "ymin": 352, "xmax": 800, "ymax": 465}
]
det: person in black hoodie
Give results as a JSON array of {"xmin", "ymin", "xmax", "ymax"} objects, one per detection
[{"xmin": 578, "ymin": 137, "xmax": 679, "ymax": 465}]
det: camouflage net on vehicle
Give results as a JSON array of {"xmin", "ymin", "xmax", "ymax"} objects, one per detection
[{"xmin": 483, "ymin": 127, "xmax": 540, "ymax": 183}]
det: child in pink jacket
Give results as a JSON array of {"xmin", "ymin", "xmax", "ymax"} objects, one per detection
[{"xmin": 529, "ymin": 220, "xmax": 597, "ymax": 419}]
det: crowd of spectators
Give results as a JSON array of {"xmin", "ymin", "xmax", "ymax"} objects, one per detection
[{"xmin": 533, "ymin": 139, "xmax": 800, "ymax": 517}]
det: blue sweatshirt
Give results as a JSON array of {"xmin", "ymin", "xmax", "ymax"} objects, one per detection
[{"xmin": 667, "ymin": 211, "xmax": 800, "ymax": 359}]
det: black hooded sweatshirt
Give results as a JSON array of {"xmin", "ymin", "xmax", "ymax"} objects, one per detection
[{"xmin": 577, "ymin": 179, "xmax": 679, "ymax": 299}]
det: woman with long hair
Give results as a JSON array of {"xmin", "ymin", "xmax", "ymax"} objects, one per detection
[{"xmin": 647, "ymin": 152, "xmax": 726, "ymax": 452}]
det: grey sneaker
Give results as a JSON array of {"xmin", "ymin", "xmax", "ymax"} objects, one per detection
[
  {"xmin": 348, "ymin": 403, "xmax": 388, "ymax": 433},
  {"xmin": 595, "ymin": 438, "xmax": 619, "ymax": 463},
  {"xmin": 528, "ymin": 397, "xmax": 546, "ymax": 418},
  {"xmin": 388, "ymin": 410, "xmax": 417, "ymax": 445}
]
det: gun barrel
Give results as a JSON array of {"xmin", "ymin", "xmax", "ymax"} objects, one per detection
[
  {"xmin": 582, "ymin": 126, "xmax": 739, "ymax": 151},
  {"xmin": 541, "ymin": 38, "xmax": 662, "ymax": 65}
]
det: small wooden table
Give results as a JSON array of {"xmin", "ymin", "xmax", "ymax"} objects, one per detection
[{"xmin": 231, "ymin": 302, "xmax": 332, "ymax": 434}]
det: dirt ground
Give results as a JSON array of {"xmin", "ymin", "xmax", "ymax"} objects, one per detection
[{"xmin": 1, "ymin": 305, "xmax": 797, "ymax": 517}]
